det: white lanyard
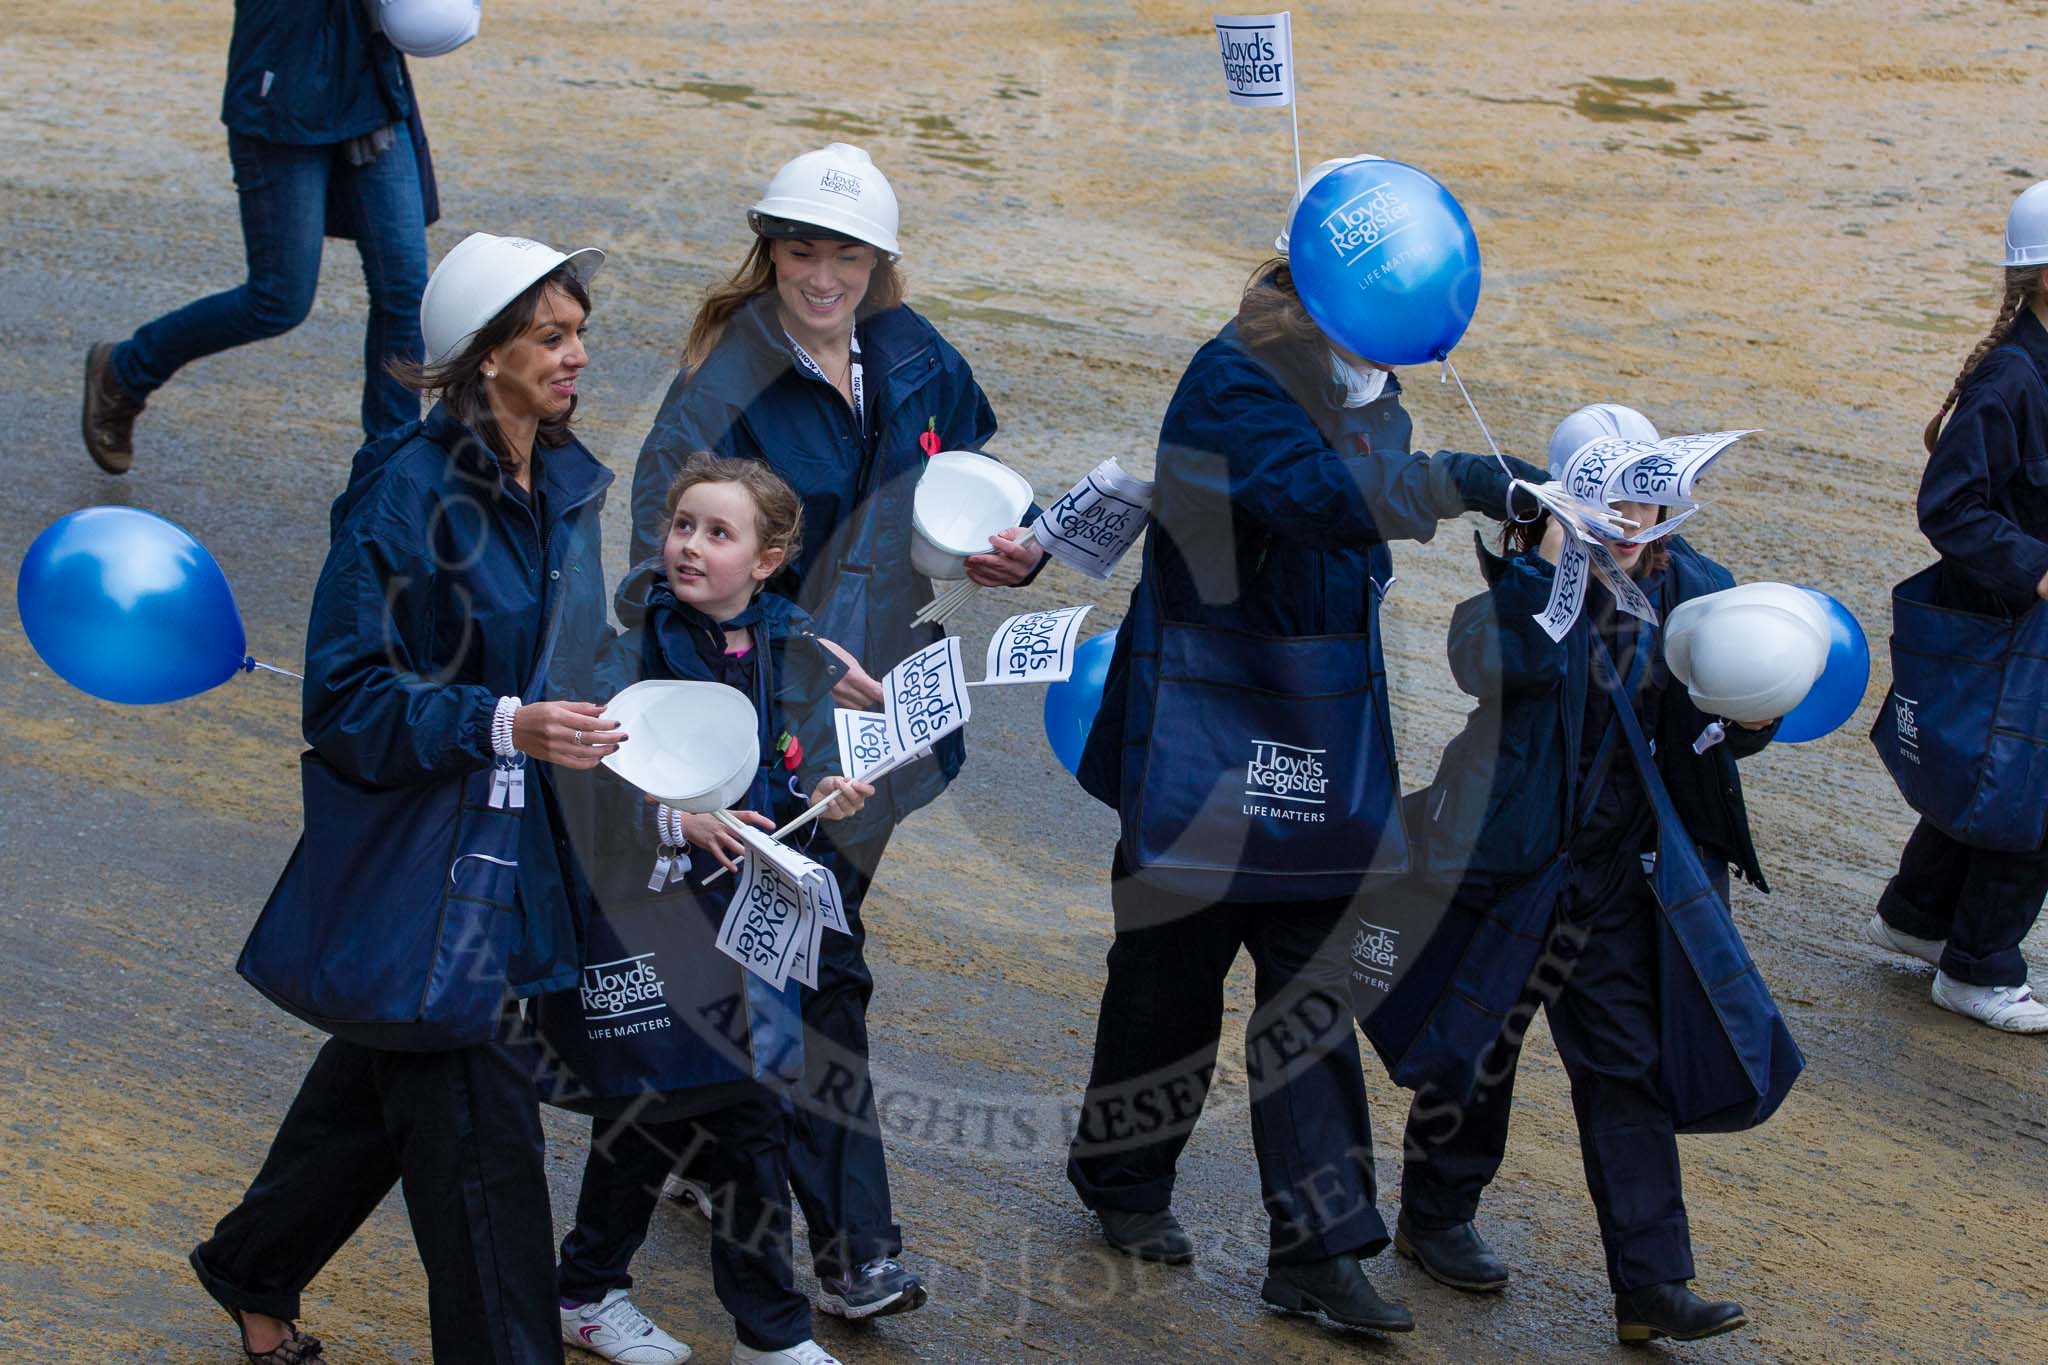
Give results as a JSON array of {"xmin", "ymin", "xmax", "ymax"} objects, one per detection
[{"xmin": 788, "ymin": 330, "xmax": 864, "ymax": 435}]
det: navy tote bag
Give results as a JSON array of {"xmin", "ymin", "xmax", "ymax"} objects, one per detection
[
  {"xmin": 1871, "ymin": 564, "xmax": 2048, "ymax": 852},
  {"xmin": 236, "ymin": 599, "xmax": 565, "ymax": 1052},
  {"xmin": 1597, "ymin": 640, "xmax": 1804, "ymax": 1134}
]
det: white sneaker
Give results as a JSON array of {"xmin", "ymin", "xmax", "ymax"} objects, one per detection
[
  {"xmin": 561, "ymin": 1289, "xmax": 693, "ymax": 1364},
  {"xmin": 1868, "ymin": 913, "xmax": 1944, "ymax": 967},
  {"xmin": 731, "ymin": 1341, "xmax": 841, "ymax": 1365},
  {"xmin": 662, "ymin": 1173, "xmax": 715, "ymax": 1221},
  {"xmin": 1932, "ymin": 972, "xmax": 2048, "ymax": 1033}
]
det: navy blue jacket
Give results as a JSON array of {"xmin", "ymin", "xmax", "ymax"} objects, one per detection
[
  {"xmin": 307, "ymin": 402, "xmax": 615, "ymax": 996},
  {"xmin": 1077, "ymin": 316, "xmax": 1537, "ymax": 810},
  {"xmin": 1418, "ymin": 534, "xmax": 1774, "ymax": 892},
  {"xmin": 567, "ymin": 572, "xmax": 853, "ymax": 909},
  {"xmin": 1919, "ymin": 308, "xmax": 2048, "ymax": 616},
  {"xmin": 222, "ymin": 0, "xmax": 412, "ymax": 145},
  {"xmin": 632, "ymin": 293, "xmax": 1007, "ymax": 825}
]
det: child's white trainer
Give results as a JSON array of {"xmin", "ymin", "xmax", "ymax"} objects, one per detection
[
  {"xmin": 1932, "ymin": 972, "xmax": 2048, "ymax": 1033},
  {"xmin": 731, "ymin": 1341, "xmax": 841, "ymax": 1365},
  {"xmin": 561, "ymin": 1289, "xmax": 692, "ymax": 1364},
  {"xmin": 1867, "ymin": 913, "xmax": 1943, "ymax": 967}
]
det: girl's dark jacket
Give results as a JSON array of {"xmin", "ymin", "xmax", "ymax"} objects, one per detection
[
  {"xmin": 1418, "ymin": 534, "xmax": 1775, "ymax": 894},
  {"xmin": 306, "ymin": 402, "xmax": 613, "ymax": 997}
]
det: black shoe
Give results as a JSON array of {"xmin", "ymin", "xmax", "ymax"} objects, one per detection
[
  {"xmin": 1614, "ymin": 1281, "xmax": 1747, "ymax": 1344},
  {"xmin": 1098, "ymin": 1207, "xmax": 1195, "ymax": 1264},
  {"xmin": 82, "ymin": 341, "xmax": 144, "ymax": 474},
  {"xmin": 1395, "ymin": 1215, "xmax": 1509, "ymax": 1292},
  {"xmin": 817, "ymin": 1256, "xmax": 928, "ymax": 1319},
  {"xmin": 1260, "ymin": 1254, "xmax": 1415, "ymax": 1333}
]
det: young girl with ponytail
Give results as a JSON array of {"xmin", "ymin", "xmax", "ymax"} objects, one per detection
[{"xmin": 1869, "ymin": 181, "xmax": 2048, "ymax": 1033}]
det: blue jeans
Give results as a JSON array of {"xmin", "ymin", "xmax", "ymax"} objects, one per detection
[{"xmin": 112, "ymin": 130, "xmax": 426, "ymax": 440}]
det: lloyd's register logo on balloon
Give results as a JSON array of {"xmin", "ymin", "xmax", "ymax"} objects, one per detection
[
  {"xmin": 1320, "ymin": 182, "xmax": 1416, "ymax": 268},
  {"xmin": 1242, "ymin": 740, "xmax": 1330, "ymax": 822},
  {"xmin": 581, "ymin": 952, "xmax": 671, "ymax": 1038}
]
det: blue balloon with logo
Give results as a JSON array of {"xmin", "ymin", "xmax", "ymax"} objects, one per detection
[
  {"xmin": 16, "ymin": 506, "xmax": 249, "ymax": 704},
  {"xmin": 1774, "ymin": 589, "xmax": 1869, "ymax": 743},
  {"xmin": 1288, "ymin": 159, "xmax": 1482, "ymax": 366},
  {"xmin": 1043, "ymin": 631, "xmax": 1118, "ymax": 776}
]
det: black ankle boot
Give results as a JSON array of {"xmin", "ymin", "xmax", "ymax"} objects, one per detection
[
  {"xmin": 1261, "ymin": 1254, "xmax": 1415, "ymax": 1333},
  {"xmin": 1098, "ymin": 1206, "xmax": 1195, "ymax": 1264},
  {"xmin": 1394, "ymin": 1215, "xmax": 1509, "ymax": 1292},
  {"xmin": 1614, "ymin": 1281, "xmax": 1747, "ymax": 1344}
]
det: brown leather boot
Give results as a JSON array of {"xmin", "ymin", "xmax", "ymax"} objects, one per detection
[{"xmin": 81, "ymin": 341, "xmax": 144, "ymax": 473}]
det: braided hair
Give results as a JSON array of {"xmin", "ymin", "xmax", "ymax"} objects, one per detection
[{"xmin": 1924, "ymin": 266, "xmax": 2043, "ymax": 453}]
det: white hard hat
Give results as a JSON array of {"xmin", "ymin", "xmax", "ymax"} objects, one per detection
[
  {"xmin": 749, "ymin": 143, "xmax": 901, "ymax": 259},
  {"xmin": 2003, "ymin": 180, "xmax": 2048, "ymax": 267},
  {"xmin": 374, "ymin": 0, "xmax": 480, "ymax": 58},
  {"xmin": 1663, "ymin": 584, "xmax": 1829, "ymax": 724},
  {"xmin": 600, "ymin": 680, "xmax": 760, "ymax": 810},
  {"xmin": 420, "ymin": 232, "xmax": 605, "ymax": 365},
  {"xmin": 1276, "ymin": 155, "xmax": 1384, "ymax": 255},
  {"xmin": 1547, "ymin": 403, "xmax": 1660, "ymax": 481}
]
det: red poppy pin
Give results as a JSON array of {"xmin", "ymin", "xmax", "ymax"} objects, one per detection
[
  {"xmin": 919, "ymin": 417, "xmax": 941, "ymax": 457},
  {"xmin": 777, "ymin": 730, "xmax": 804, "ymax": 770}
]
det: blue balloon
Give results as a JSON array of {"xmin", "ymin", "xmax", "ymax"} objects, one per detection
[
  {"xmin": 1774, "ymin": 589, "xmax": 1870, "ymax": 743},
  {"xmin": 1288, "ymin": 159, "xmax": 1482, "ymax": 366},
  {"xmin": 1043, "ymin": 631, "xmax": 1118, "ymax": 776},
  {"xmin": 17, "ymin": 506, "xmax": 248, "ymax": 704}
]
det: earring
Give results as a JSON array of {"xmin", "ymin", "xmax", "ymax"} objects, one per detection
[{"xmin": 483, "ymin": 368, "xmax": 497, "ymax": 379}]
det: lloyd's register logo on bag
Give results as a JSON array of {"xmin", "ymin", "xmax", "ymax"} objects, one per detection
[
  {"xmin": 1351, "ymin": 921, "xmax": 1401, "ymax": 993},
  {"xmin": 1892, "ymin": 693, "xmax": 1920, "ymax": 762},
  {"xmin": 1243, "ymin": 739, "xmax": 1330, "ymax": 823},
  {"xmin": 580, "ymin": 952, "xmax": 672, "ymax": 1039}
]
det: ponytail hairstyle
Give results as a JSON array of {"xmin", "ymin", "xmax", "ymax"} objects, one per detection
[
  {"xmin": 1924, "ymin": 265, "xmax": 2045, "ymax": 453},
  {"xmin": 678, "ymin": 235, "xmax": 905, "ymax": 378}
]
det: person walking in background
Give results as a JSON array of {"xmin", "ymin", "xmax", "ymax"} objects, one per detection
[
  {"xmin": 630, "ymin": 142, "xmax": 1042, "ymax": 1323},
  {"xmin": 1869, "ymin": 180, "xmax": 2048, "ymax": 1034},
  {"xmin": 81, "ymin": 0, "xmax": 447, "ymax": 473}
]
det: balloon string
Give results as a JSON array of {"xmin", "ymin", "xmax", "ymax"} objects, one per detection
[
  {"xmin": 1440, "ymin": 356, "xmax": 1509, "ymax": 478},
  {"xmin": 242, "ymin": 656, "xmax": 305, "ymax": 681}
]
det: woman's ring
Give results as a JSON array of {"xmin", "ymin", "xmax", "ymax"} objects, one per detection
[{"xmin": 573, "ymin": 729, "xmax": 584, "ymax": 745}]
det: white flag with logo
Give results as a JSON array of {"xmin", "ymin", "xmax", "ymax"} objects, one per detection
[
  {"xmin": 1214, "ymin": 12, "xmax": 1296, "ymax": 107},
  {"xmin": 1037, "ymin": 458, "xmax": 1153, "ymax": 580},
  {"xmin": 716, "ymin": 853, "xmax": 808, "ymax": 987},
  {"xmin": 834, "ymin": 707, "xmax": 899, "ymax": 781},
  {"xmin": 980, "ymin": 605, "xmax": 1094, "ymax": 686},
  {"xmin": 882, "ymin": 635, "xmax": 972, "ymax": 753}
]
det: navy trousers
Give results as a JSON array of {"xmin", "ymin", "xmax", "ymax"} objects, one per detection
[
  {"xmin": 1879, "ymin": 818, "xmax": 2048, "ymax": 988},
  {"xmin": 1400, "ymin": 842, "xmax": 1695, "ymax": 1293},
  {"xmin": 675, "ymin": 829, "xmax": 900, "ymax": 1280},
  {"xmin": 1066, "ymin": 844, "xmax": 1389, "ymax": 1266},
  {"xmin": 112, "ymin": 130, "xmax": 426, "ymax": 440},
  {"xmin": 558, "ymin": 1092, "xmax": 811, "ymax": 1351},
  {"xmin": 190, "ymin": 1017, "xmax": 561, "ymax": 1363}
]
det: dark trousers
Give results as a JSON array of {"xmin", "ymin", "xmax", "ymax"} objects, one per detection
[
  {"xmin": 112, "ymin": 130, "xmax": 426, "ymax": 440},
  {"xmin": 1066, "ymin": 844, "xmax": 1388, "ymax": 1266},
  {"xmin": 558, "ymin": 1093, "xmax": 810, "ymax": 1351},
  {"xmin": 190, "ymin": 1024, "xmax": 561, "ymax": 1364},
  {"xmin": 678, "ymin": 831, "xmax": 900, "ymax": 1280},
  {"xmin": 1879, "ymin": 818, "xmax": 2048, "ymax": 987},
  {"xmin": 1401, "ymin": 845, "xmax": 1693, "ymax": 1293}
]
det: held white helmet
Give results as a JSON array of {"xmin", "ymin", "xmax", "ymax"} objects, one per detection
[
  {"xmin": 420, "ymin": 233, "xmax": 605, "ymax": 365},
  {"xmin": 374, "ymin": 0, "xmax": 481, "ymax": 58},
  {"xmin": 2003, "ymin": 180, "xmax": 2048, "ymax": 267},
  {"xmin": 1275, "ymin": 154, "xmax": 1384, "ymax": 255},
  {"xmin": 749, "ymin": 143, "xmax": 901, "ymax": 259},
  {"xmin": 1663, "ymin": 583, "xmax": 1829, "ymax": 724},
  {"xmin": 1546, "ymin": 403, "xmax": 1660, "ymax": 480}
]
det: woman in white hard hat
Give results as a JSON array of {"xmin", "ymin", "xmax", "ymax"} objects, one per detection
[
  {"xmin": 1391, "ymin": 402, "xmax": 1785, "ymax": 1346},
  {"xmin": 190, "ymin": 233, "xmax": 617, "ymax": 1365},
  {"xmin": 1063, "ymin": 157, "xmax": 1544, "ymax": 1336},
  {"xmin": 614, "ymin": 142, "xmax": 1038, "ymax": 1325},
  {"xmin": 1869, "ymin": 180, "xmax": 2048, "ymax": 1034}
]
